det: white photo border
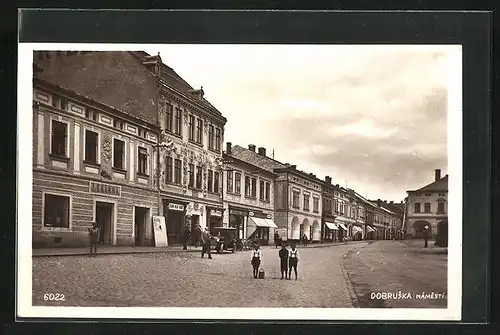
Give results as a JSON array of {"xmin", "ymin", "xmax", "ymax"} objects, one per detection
[{"xmin": 17, "ymin": 43, "xmax": 462, "ymax": 321}]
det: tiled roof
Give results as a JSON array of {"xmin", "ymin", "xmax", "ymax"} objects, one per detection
[
  {"xmin": 229, "ymin": 145, "xmax": 287, "ymax": 173},
  {"xmin": 412, "ymin": 175, "xmax": 449, "ymax": 192}
]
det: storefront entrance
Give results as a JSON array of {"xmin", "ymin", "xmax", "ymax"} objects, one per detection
[
  {"xmin": 134, "ymin": 206, "xmax": 150, "ymax": 246},
  {"xmin": 95, "ymin": 201, "xmax": 114, "ymax": 245}
]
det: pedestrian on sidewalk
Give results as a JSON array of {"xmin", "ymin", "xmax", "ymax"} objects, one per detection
[
  {"xmin": 201, "ymin": 227, "xmax": 213, "ymax": 259},
  {"xmin": 279, "ymin": 243, "xmax": 289, "ymax": 279},
  {"xmin": 183, "ymin": 224, "xmax": 191, "ymax": 250},
  {"xmin": 288, "ymin": 243, "xmax": 299, "ymax": 280},
  {"xmin": 251, "ymin": 243, "xmax": 262, "ymax": 278},
  {"xmin": 302, "ymin": 234, "xmax": 309, "ymax": 247},
  {"xmin": 88, "ymin": 221, "xmax": 100, "ymax": 257}
]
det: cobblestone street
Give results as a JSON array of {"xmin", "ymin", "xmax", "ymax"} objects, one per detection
[
  {"xmin": 33, "ymin": 241, "xmax": 447, "ymax": 308},
  {"xmin": 33, "ymin": 243, "xmax": 358, "ymax": 307}
]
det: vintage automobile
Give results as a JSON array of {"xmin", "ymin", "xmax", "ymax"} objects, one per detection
[{"xmin": 210, "ymin": 227, "xmax": 237, "ymax": 253}]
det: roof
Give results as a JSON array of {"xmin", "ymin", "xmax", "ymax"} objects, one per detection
[
  {"xmin": 229, "ymin": 145, "xmax": 287, "ymax": 173},
  {"xmin": 410, "ymin": 175, "xmax": 449, "ymax": 193},
  {"xmin": 222, "ymin": 152, "xmax": 278, "ymax": 178}
]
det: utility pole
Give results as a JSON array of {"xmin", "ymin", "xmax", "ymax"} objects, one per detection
[{"xmin": 272, "ymin": 149, "xmax": 275, "ymax": 160}]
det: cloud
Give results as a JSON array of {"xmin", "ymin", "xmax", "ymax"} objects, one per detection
[{"xmin": 148, "ymin": 45, "xmax": 451, "ymax": 200}]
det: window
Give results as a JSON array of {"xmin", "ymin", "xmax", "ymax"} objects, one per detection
[
  {"xmin": 334, "ymin": 200, "xmax": 339, "ymax": 213},
  {"xmin": 437, "ymin": 202, "xmax": 446, "ymax": 213},
  {"xmin": 188, "ymin": 163, "xmax": 194, "ymax": 187},
  {"xmin": 292, "ymin": 191, "xmax": 300, "ymax": 208},
  {"xmin": 44, "ymin": 194, "xmax": 70, "ymax": 228},
  {"xmin": 208, "ymin": 125, "xmax": 215, "ymax": 149},
  {"xmin": 113, "ymin": 139, "xmax": 125, "ymax": 169},
  {"xmin": 189, "ymin": 115, "xmax": 195, "ymax": 141},
  {"xmin": 174, "ymin": 159, "xmax": 182, "ymax": 184},
  {"xmin": 245, "ymin": 176, "xmax": 251, "ymax": 197},
  {"xmin": 165, "ymin": 104, "xmax": 173, "ymax": 132},
  {"xmin": 166, "ymin": 156, "xmax": 173, "ymax": 183},
  {"xmin": 234, "ymin": 172, "xmax": 241, "ymax": 194},
  {"xmin": 414, "ymin": 203, "xmax": 421, "ymax": 213},
  {"xmin": 259, "ymin": 180, "xmax": 265, "ymax": 200},
  {"xmin": 265, "ymin": 182, "xmax": 270, "ymax": 201},
  {"xmin": 138, "ymin": 147, "xmax": 148, "ymax": 175},
  {"xmin": 313, "ymin": 197, "xmax": 319, "ymax": 212},
  {"xmin": 196, "ymin": 118, "xmax": 203, "ymax": 144},
  {"xmin": 208, "ymin": 169, "xmax": 214, "ymax": 192},
  {"xmin": 174, "ymin": 108, "xmax": 182, "ymax": 135},
  {"xmin": 84, "ymin": 130, "xmax": 99, "ymax": 164},
  {"xmin": 251, "ymin": 178, "xmax": 257, "ymax": 198},
  {"xmin": 304, "ymin": 195, "xmax": 310, "ymax": 211},
  {"xmin": 227, "ymin": 171, "xmax": 233, "ymax": 193},
  {"xmin": 424, "ymin": 203, "xmax": 431, "ymax": 213},
  {"xmin": 214, "ymin": 172, "xmax": 220, "ymax": 193},
  {"xmin": 215, "ymin": 128, "xmax": 221, "ymax": 151},
  {"xmin": 51, "ymin": 120, "xmax": 68, "ymax": 157},
  {"xmin": 196, "ymin": 166, "xmax": 202, "ymax": 189}
]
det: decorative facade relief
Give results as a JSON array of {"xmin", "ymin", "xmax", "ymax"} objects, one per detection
[
  {"xmin": 183, "ymin": 108, "xmax": 189, "ymax": 126},
  {"xmin": 203, "ymin": 119, "xmax": 209, "ymax": 135},
  {"xmin": 100, "ymin": 132, "xmax": 112, "ymax": 179}
]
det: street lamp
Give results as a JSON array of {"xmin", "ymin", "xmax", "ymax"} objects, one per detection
[{"xmin": 424, "ymin": 225, "xmax": 429, "ymax": 248}]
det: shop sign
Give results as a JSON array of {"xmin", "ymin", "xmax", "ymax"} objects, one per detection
[
  {"xmin": 266, "ymin": 214, "xmax": 272, "ymax": 219},
  {"xmin": 249, "ymin": 211, "xmax": 254, "ymax": 217},
  {"xmin": 152, "ymin": 216, "xmax": 168, "ymax": 247},
  {"xmin": 168, "ymin": 203, "xmax": 184, "ymax": 211},
  {"xmin": 89, "ymin": 181, "xmax": 121, "ymax": 197},
  {"xmin": 230, "ymin": 210, "xmax": 247, "ymax": 217},
  {"xmin": 210, "ymin": 210, "xmax": 222, "ymax": 217}
]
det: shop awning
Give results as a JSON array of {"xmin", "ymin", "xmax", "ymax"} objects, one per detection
[
  {"xmin": 325, "ymin": 222, "xmax": 338, "ymax": 230},
  {"xmin": 338, "ymin": 223, "xmax": 348, "ymax": 231},
  {"xmin": 353, "ymin": 226, "xmax": 363, "ymax": 233},
  {"xmin": 264, "ymin": 219, "xmax": 278, "ymax": 228},
  {"xmin": 249, "ymin": 217, "xmax": 272, "ymax": 227},
  {"xmin": 367, "ymin": 225, "xmax": 376, "ymax": 232}
]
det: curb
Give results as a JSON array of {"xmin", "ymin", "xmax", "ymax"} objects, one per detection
[{"xmin": 339, "ymin": 249, "xmax": 359, "ymax": 308}]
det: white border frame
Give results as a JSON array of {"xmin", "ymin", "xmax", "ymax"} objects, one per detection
[{"xmin": 18, "ymin": 43, "xmax": 462, "ymax": 321}]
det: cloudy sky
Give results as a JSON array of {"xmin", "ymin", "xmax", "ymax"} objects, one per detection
[{"xmin": 145, "ymin": 45, "xmax": 451, "ymax": 201}]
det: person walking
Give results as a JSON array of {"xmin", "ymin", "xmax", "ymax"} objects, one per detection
[
  {"xmin": 274, "ymin": 231, "xmax": 281, "ymax": 248},
  {"xmin": 278, "ymin": 243, "xmax": 289, "ymax": 279},
  {"xmin": 88, "ymin": 221, "xmax": 100, "ymax": 257},
  {"xmin": 201, "ymin": 227, "xmax": 213, "ymax": 259},
  {"xmin": 302, "ymin": 234, "xmax": 309, "ymax": 247},
  {"xmin": 250, "ymin": 243, "xmax": 263, "ymax": 278},
  {"xmin": 288, "ymin": 243, "xmax": 299, "ymax": 280},
  {"xmin": 183, "ymin": 224, "xmax": 191, "ymax": 250}
]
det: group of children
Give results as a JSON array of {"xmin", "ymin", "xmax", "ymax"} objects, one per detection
[{"xmin": 250, "ymin": 242, "xmax": 300, "ymax": 280}]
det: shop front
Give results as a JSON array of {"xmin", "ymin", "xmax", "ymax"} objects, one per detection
[
  {"xmin": 366, "ymin": 224, "xmax": 376, "ymax": 240},
  {"xmin": 229, "ymin": 208, "xmax": 247, "ymax": 240},
  {"xmin": 247, "ymin": 211, "xmax": 278, "ymax": 246},
  {"xmin": 352, "ymin": 225, "xmax": 364, "ymax": 241},
  {"xmin": 337, "ymin": 221, "xmax": 349, "ymax": 242},
  {"xmin": 323, "ymin": 220, "xmax": 339, "ymax": 242},
  {"xmin": 207, "ymin": 206, "xmax": 224, "ymax": 233},
  {"xmin": 163, "ymin": 198, "xmax": 189, "ymax": 245}
]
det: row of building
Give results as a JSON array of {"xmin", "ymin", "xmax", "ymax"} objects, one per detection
[{"xmin": 31, "ymin": 51, "xmax": 448, "ymax": 248}]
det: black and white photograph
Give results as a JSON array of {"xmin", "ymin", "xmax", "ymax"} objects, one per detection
[{"xmin": 17, "ymin": 43, "xmax": 462, "ymax": 320}]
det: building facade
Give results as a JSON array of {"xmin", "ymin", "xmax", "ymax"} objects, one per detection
[
  {"xmin": 405, "ymin": 169, "xmax": 448, "ymax": 241},
  {"xmin": 321, "ymin": 176, "xmax": 339, "ymax": 242},
  {"xmin": 33, "ymin": 51, "xmax": 227, "ymax": 246},
  {"xmin": 371, "ymin": 199, "xmax": 405, "ymax": 240},
  {"xmin": 32, "ymin": 76, "xmax": 159, "ymax": 248},
  {"xmin": 221, "ymin": 143, "xmax": 278, "ymax": 245}
]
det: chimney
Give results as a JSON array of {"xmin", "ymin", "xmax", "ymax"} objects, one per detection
[
  {"xmin": 390, "ymin": 201, "xmax": 394, "ymax": 204},
  {"xmin": 325, "ymin": 176, "xmax": 332, "ymax": 184},
  {"xmin": 258, "ymin": 147, "xmax": 266, "ymax": 156},
  {"xmin": 248, "ymin": 144, "xmax": 256, "ymax": 152},
  {"xmin": 291, "ymin": 165, "xmax": 297, "ymax": 169},
  {"xmin": 336, "ymin": 184, "xmax": 339, "ymax": 187},
  {"xmin": 226, "ymin": 142, "xmax": 232, "ymax": 155},
  {"xmin": 435, "ymin": 169, "xmax": 441, "ymax": 181}
]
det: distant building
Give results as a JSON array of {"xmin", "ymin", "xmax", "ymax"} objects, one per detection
[
  {"xmin": 222, "ymin": 143, "xmax": 278, "ymax": 245},
  {"xmin": 405, "ymin": 169, "xmax": 448, "ymax": 242},
  {"xmin": 371, "ymin": 200, "xmax": 405, "ymax": 239}
]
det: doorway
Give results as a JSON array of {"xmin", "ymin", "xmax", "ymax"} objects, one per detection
[
  {"xmin": 134, "ymin": 206, "xmax": 150, "ymax": 246},
  {"xmin": 96, "ymin": 201, "xmax": 114, "ymax": 245}
]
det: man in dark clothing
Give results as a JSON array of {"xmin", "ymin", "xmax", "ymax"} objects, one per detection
[
  {"xmin": 279, "ymin": 243, "xmax": 289, "ymax": 279},
  {"xmin": 89, "ymin": 221, "xmax": 100, "ymax": 257},
  {"xmin": 183, "ymin": 225, "xmax": 191, "ymax": 250},
  {"xmin": 274, "ymin": 232, "xmax": 281, "ymax": 248},
  {"xmin": 201, "ymin": 228, "xmax": 212, "ymax": 259}
]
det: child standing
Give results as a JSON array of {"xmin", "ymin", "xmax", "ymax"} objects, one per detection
[
  {"xmin": 250, "ymin": 244, "xmax": 262, "ymax": 278},
  {"xmin": 88, "ymin": 221, "xmax": 100, "ymax": 257},
  {"xmin": 278, "ymin": 243, "xmax": 289, "ymax": 279},
  {"xmin": 288, "ymin": 243, "xmax": 299, "ymax": 280}
]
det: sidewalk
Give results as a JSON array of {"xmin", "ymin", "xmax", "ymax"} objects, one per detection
[
  {"xmin": 398, "ymin": 239, "xmax": 448, "ymax": 254},
  {"xmin": 32, "ymin": 240, "xmax": 368, "ymax": 257}
]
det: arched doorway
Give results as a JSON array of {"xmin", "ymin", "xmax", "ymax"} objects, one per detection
[
  {"xmin": 436, "ymin": 220, "xmax": 448, "ymax": 247},
  {"xmin": 312, "ymin": 220, "xmax": 320, "ymax": 241},
  {"xmin": 291, "ymin": 216, "xmax": 300, "ymax": 240},
  {"xmin": 300, "ymin": 218, "xmax": 310, "ymax": 240},
  {"xmin": 413, "ymin": 220, "xmax": 431, "ymax": 238}
]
